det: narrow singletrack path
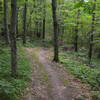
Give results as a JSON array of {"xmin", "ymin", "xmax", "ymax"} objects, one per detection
[
  {"xmin": 39, "ymin": 49, "xmax": 75, "ymax": 100},
  {"xmin": 22, "ymin": 47, "xmax": 91, "ymax": 100}
]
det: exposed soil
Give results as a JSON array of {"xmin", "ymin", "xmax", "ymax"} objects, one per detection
[{"xmin": 21, "ymin": 47, "xmax": 92, "ymax": 100}]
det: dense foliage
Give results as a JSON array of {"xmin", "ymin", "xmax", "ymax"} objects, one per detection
[
  {"xmin": 60, "ymin": 51, "xmax": 100, "ymax": 90},
  {"xmin": 0, "ymin": 47, "xmax": 31, "ymax": 100}
]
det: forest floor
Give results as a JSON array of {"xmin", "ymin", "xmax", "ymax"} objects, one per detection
[{"xmin": 21, "ymin": 47, "xmax": 92, "ymax": 100}]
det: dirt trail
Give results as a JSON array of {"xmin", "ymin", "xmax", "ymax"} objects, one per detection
[
  {"xmin": 39, "ymin": 49, "xmax": 75, "ymax": 100},
  {"xmin": 22, "ymin": 48, "xmax": 91, "ymax": 100}
]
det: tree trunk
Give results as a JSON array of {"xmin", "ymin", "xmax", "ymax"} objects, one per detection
[
  {"xmin": 42, "ymin": 1, "xmax": 46, "ymax": 40},
  {"xmin": 16, "ymin": 7, "xmax": 19, "ymax": 38},
  {"xmin": 88, "ymin": 0, "xmax": 96, "ymax": 63},
  {"xmin": 42, "ymin": 17, "xmax": 45, "ymax": 40},
  {"xmin": 37, "ymin": 21, "xmax": 41, "ymax": 38},
  {"xmin": 10, "ymin": 0, "xmax": 17, "ymax": 77},
  {"xmin": 23, "ymin": 0, "xmax": 27, "ymax": 44},
  {"xmin": 39, "ymin": 21, "xmax": 42, "ymax": 38},
  {"xmin": 52, "ymin": 0, "xmax": 59, "ymax": 62},
  {"xmin": 4, "ymin": 0, "xmax": 10, "ymax": 45},
  {"xmin": 74, "ymin": 9, "xmax": 80, "ymax": 52}
]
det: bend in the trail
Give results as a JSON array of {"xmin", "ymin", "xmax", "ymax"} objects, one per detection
[
  {"xmin": 22, "ymin": 47, "xmax": 91, "ymax": 100},
  {"xmin": 39, "ymin": 49, "xmax": 76, "ymax": 100}
]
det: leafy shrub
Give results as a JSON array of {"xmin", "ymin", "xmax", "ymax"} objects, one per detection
[
  {"xmin": 0, "ymin": 79, "xmax": 18, "ymax": 100},
  {"xmin": 60, "ymin": 53, "xmax": 100, "ymax": 90},
  {"xmin": 0, "ymin": 48, "xmax": 31, "ymax": 100}
]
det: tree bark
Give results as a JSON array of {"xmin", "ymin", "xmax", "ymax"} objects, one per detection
[
  {"xmin": 23, "ymin": 0, "xmax": 27, "ymax": 44},
  {"xmin": 37, "ymin": 21, "xmax": 41, "ymax": 38},
  {"xmin": 4, "ymin": 0, "xmax": 10, "ymax": 45},
  {"xmin": 16, "ymin": 7, "xmax": 19, "ymax": 38},
  {"xmin": 42, "ymin": 17, "xmax": 45, "ymax": 40},
  {"xmin": 42, "ymin": 1, "xmax": 46, "ymax": 40},
  {"xmin": 52, "ymin": 0, "xmax": 59, "ymax": 62},
  {"xmin": 74, "ymin": 9, "xmax": 80, "ymax": 52},
  {"xmin": 10, "ymin": 0, "xmax": 17, "ymax": 77},
  {"xmin": 88, "ymin": 0, "xmax": 96, "ymax": 63}
]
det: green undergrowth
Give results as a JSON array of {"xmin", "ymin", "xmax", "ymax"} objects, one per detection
[
  {"xmin": 17, "ymin": 39, "xmax": 52, "ymax": 48},
  {"xmin": 60, "ymin": 52, "xmax": 100, "ymax": 91},
  {"xmin": 60, "ymin": 47, "xmax": 100, "ymax": 68},
  {"xmin": 0, "ymin": 47, "xmax": 31, "ymax": 100}
]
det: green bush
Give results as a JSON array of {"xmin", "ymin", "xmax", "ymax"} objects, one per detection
[
  {"xmin": 0, "ymin": 79, "xmax": 18, "ymax": 100},
  {"xmin": 0, "ymin": 47, "xmax": 31, "ymax": 100}
]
